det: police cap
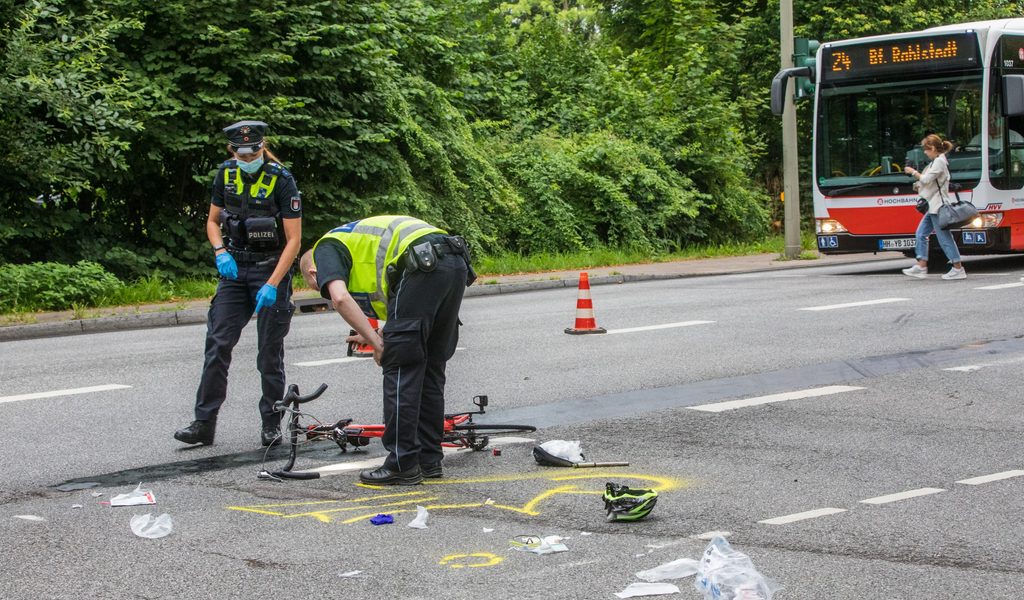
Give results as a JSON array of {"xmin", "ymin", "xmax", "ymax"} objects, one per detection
[{"xmin": 222, "ymin": 120, "xmax": 268, "ymax": 155}]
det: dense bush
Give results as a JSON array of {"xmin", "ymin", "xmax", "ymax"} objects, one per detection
[
  {"xmin": 6, "ymin": 0, "xmax": 1018, "ymax": 279},
  {"xmin": 0, "ymin": 261, "xmax": 124, "ymax": 313}
]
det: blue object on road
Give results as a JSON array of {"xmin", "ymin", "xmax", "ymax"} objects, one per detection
[
  {"xmin": 370, "ymin": 514, "xmax": 394, "ymax": 525},
  {"xmin": 255, "ymin": 283, "xmax": 277, "ymax": 312},
  {"xmin": 215, "ymin": 252, "xmax": 238, "ymax": 279}
]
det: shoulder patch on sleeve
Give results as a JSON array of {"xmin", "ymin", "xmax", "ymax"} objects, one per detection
[
  {"xmin": 290, "ymin": 195, "xmax": 301, "ymax": 212},
  {"xmin": 264, "ymin": 162, "xmax": 292, "ymax": 178}
]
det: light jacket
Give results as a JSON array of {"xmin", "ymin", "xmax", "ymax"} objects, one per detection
[{"xmin": 916, "ymin": 153, "xmax": 951, "ymax": 215}]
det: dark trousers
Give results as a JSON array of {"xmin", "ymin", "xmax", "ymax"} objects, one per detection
[
  {"xmin": 194, "ymin": 260, "xmax": 295, "ymax": 426},
  {"xmin": 381, "ymin": 252, "xmax": 467, "ymax": 472}
]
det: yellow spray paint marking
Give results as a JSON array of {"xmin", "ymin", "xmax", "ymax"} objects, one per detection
[
  {"xmin": 439, "ymin": 552, "xmax": 503, "ymax": 569},
  {"xmin": 284, "ymin": 497, "xmax": 440, "ymax": 523},
  {"xmin": 227, "ymin": 471, "xmax": 690, "ymax": 524}
]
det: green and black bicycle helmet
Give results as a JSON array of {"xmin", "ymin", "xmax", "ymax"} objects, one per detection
[{"xmin": 602, "ymin": 482, "xmax": 658, "ymax": 522}]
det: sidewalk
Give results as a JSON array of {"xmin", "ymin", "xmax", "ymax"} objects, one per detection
[{"xmin": 0, "ymin": 251, "xmax": 907, "ymax": 342}]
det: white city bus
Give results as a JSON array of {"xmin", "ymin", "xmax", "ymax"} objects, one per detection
[{"xmin": 773, "ymin": 19, "xmax": 1024, "ymax": 259}]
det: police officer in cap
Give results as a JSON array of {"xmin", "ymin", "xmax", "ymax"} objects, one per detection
[
  {"xmin": 299, "ymin": 217, "xmax": 475, "ymax": 484},
  {"xmin": 174, "ymin": 120, "xmax": 303, "ymax": 447}
]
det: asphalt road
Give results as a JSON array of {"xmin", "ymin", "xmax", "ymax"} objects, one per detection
[{"xmin": 2, "ymin": 255, "xmax": 1024, "ymax": 599}]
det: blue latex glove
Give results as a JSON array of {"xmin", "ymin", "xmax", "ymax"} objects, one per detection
[
  {"xmin": 255, "ymin": 283, "xmax": 277, "ymax": 313},
  {"xmin": 215, "ymin": 252, "xmax": 238, "ymax": 279}
]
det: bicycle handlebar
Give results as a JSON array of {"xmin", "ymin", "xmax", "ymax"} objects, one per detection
[{"xmin": 274, "ymin": 383, "xmax": 328, "ymax": 413}]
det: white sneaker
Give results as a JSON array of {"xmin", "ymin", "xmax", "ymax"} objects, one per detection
[
  {"xmin": 942, "ymin": 267, "xmax": 967, "ymax": 280},
  {"xmin": 902, "ymin": 264, "xmax": 927, "ymax": 279}
]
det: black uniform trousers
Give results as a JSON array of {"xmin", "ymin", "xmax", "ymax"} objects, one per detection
[
  {"xmin": 194, "ymin": 258, "xmax": 295, "ymax": 426},
  {"xmin": 380, "ymin": 252, "xmax": 467, "ymax": 472}
]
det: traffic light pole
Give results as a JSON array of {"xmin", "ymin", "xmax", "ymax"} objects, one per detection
[{"xmin": 780, "ymin": 0, "xmax": 801, "ymax": 259}]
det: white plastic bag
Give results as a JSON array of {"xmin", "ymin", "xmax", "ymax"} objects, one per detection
[
  {"xmin": 110, "ymin": 483, "xmax": 156, "ymax": 507},
  {"xmin": 130, "ymin": 513, "xmax": 173, "ymax": 539},
  {"xmin": 636, "ymin": 558, "xmax": 700, "ymax": 582},
  {"xmin": 538, "ymin": 440, "xmax": 584, "ymax": 463},
  {"xmin": 407, "ymin": 506, "xmax": 429, "ymax": 529},
  {"xmin": 694, "ymin": 536, "xmax": 779, "ymax": 600}
]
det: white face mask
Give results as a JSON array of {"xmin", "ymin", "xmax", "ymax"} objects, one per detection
[{"xmin": 237, "ymin": 155, "xmax": 264, "ymax": 174}]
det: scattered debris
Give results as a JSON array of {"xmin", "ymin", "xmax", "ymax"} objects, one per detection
[
  {"xmin": 370, "ymin": 514, "xmax": 394, "ymax": 525},
  {"xmin": 695, "ymin": 536, "xmax": 780, "ymax": 600},
  {"xmin": 71, "ymin": 504, "xmax": 83, "ymax": 510},
  {"xmin": 510, "ymin": 535, "xmax": 568, "ymax": 555},
  {"xmin": 130, "ymin": 513, "xmax": 173, "ymax": 539},
  {"xmin": 483, "ymin": 528, "xmax": 495, "ymax": 533},
  {"xmin": 580, "ymin": 531, "xmax": 593, "ymax": 536},
  {"xmin": 13, "ymin": 515, "xmax": 46, "ymax": 522},
  {"xmin": 636, "ymin": 558, "xmax": 700, "ymax": 582},
  {"xmin": 338, "ymin": 571, "xmax": 365, "ymax": 578},
  {"xmin": 407, "ymin": 506, "xmax": 429, "ymax": 529},
  {"xmin": 108, "ymin": 483, "xmax": 156, "ymax": 507},
  {"xmin": 91, "ymin": 492, "xmax": 104, "ymax": 498},
  {"xmin": 614, "ymin": 582, "xmax": 680, "ymax": 598}
]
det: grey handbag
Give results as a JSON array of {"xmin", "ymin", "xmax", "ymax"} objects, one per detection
[
  {"xmin": 935, "ymin": 168, "xmax": 979, "ymax": 230},
  {"xmin": 937, "ymin": 197, "xmax": 979, "ymax": 230}
]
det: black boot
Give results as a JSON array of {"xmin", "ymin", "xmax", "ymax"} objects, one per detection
[
  {"xmin": 261, "ymin": 423, "xmax": 282, "ymax": 447},
  {"xmin": 174, "ymin": 419, "xmax": 215, "ymax": 445}
]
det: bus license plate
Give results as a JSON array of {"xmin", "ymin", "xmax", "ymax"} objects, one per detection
[{"xmin": 879, "ymin": 238, "xmax": 915, "ymax": 250}]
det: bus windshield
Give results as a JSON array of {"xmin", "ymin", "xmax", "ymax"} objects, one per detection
[{"xmin": 816, "ymin": 75, "xmax": 982, "ymax": 196}]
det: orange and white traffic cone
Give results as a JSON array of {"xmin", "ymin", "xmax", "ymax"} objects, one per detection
[
  {"xmin": 564, "ymin": 272, "xmax": 606, "ymax": 335},
  {"xmin": 349, "ymin": 317, "xmax": 380, "ymax": 357}
]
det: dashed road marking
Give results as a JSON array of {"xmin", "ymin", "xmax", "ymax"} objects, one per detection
[
  {"xmin": 974, "ymin": 282, "xmax": 1024, "ymax": 290},
  {"xmin": 293, "ymin": 357, "xmax": 365, "ymax": 367},
  {"xmin": 798, "ymin": 298, "xmax": 909, "ymax": 311},
  {"xmin": 758, "ymin": 507, "xmax": 846, "ymax": 525},
  {"xmin": 956, "ymin": 470, "xmax": 1024, "ymax": 485},
  {"xmin": 0, "ymin": 384, "xmax": 131, "ymax": 405},
  {"xmin": 687, "ymin": 385, "xmax": 864, "ymax": 413},
  {"xmin": 859, "ymin": 487, "xmax": 945, "ymax": 505},
  {"xmin": 607, "ymin": 321, "xmax": 715, "ymax": 335}
]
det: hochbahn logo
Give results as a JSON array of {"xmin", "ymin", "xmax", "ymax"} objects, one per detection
[{"xmin": 877, "ymin": 197, "xmax": 916, "ymax": 205}]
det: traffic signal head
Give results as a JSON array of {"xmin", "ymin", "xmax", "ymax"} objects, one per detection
[{"xmin": 793, "ymin": 38, "xmax": 820, "ymax": 99}]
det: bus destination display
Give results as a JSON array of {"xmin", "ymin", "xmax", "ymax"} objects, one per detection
[{"xmin": 822, "ymin": 33, "xmax": 979, "ymax": 83}]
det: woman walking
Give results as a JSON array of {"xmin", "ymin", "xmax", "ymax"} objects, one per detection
[{"xmin": 902, "ymin": 134, "xmax": 966, "ymax": 280}]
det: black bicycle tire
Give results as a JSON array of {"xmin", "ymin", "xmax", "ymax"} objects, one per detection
[{"xmin": 451, "ymin": 423, "xmax": 536, "ymax": 435}]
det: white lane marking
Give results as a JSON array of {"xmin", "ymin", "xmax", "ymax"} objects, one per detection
[
  {"xmin": 293, "ymin": 357, "xmax": 365, "ymax": 367},
  {"xmin": 758, "ymin": 508, "xmax": 846, "ymax": 525},
  {"xmin": 799, "ymin": 298, "xmax": 909, "ymax": 311},
  {"xmin": 956, "ymin": 470, "xmax": 1024, "ymax": 485},
  {"xmin": 974, "ymin": 282, "xmax": 1024, "ymax": 290},
  {"xmin": 943, "ymin": 365, "xmax": 984, "ymax": 372},
  {"xmin": 859, "ymin": 487, "xmax": 945, "ymax": 505},
  {"xmin": 294, "ymin": 347, "xmax": 468, "ymax": 367},
  {"xmin": 302, "ymin": 436, "xmax": 535, "ymax": 477},
  {"xmin": 687, "ymin": 385, "xmax": 864, "ymax": 413},
  {"xmin": 607, "ymin": 321, "xmax": 715, "ymax": 335},
  {"xmin": 0, "ymin": 384, "xmax": 131, "ymax": 405}
]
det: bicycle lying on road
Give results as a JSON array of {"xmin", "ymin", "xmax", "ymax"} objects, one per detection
[{"xmin": 259, "ymin": 383, "xmax": 537, "ymax": 481}]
